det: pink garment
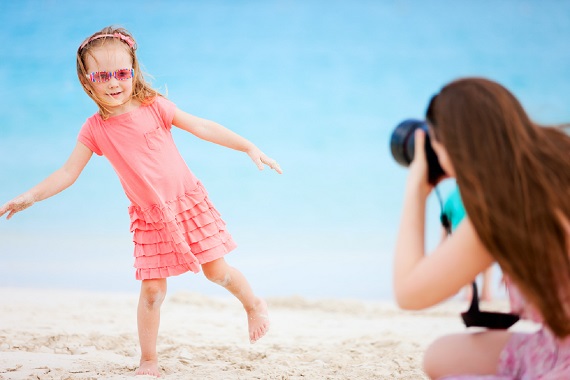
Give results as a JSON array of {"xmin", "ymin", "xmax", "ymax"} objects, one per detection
[
  {"xmin": 504, "ymin": 276, "xmax": 542, "ymax": 324},
  {"xmin": 442, "ymin": 280, "xmax": 570, "ymax": 379},
  {"xmin": 442, "ymin": 329, "xmax": 570, "ymax": 379},
  {"xmin": 496, "ymin": 328, "xmax": 570, "ymax": 379},
  {"xmin": 78, "ymin": 97, "xmax": 236, "ymax": 279}
]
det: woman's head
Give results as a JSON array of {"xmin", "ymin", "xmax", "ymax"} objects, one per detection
[
  {"xmin": 77, "ymin": 26, "xmax": 160, "ymax": 119},
  {"xmin": 426, "ymin": 78, "xmax": 538, "ymax": 179},
  {"xmin": 427, "ymin": 77, "xmax": 570, "ymax": 337}
]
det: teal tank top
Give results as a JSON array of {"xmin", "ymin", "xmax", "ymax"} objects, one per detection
[{"xmin": 443, "ymin": 186, "xmax": 466, "ymax": 231}]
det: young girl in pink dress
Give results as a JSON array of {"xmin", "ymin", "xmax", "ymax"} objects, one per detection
[
  {"xmin": 0, "ymin": 26, "xmax": 282, "ymax": 377},
  {"xmin": 393, "ymin": 78, "xmax": 570, "ymax": 379}
]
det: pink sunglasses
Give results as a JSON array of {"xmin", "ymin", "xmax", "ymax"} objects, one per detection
[{"xmin": 87, "ymin": 68, "xmax": 134, "ymax": 83}]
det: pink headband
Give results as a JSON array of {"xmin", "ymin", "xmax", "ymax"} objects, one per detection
[{"xmin": 79, "ymin": 32, "xmax": 136, "ymax": 51}]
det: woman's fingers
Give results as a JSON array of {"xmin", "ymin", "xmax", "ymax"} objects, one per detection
[{"xmin": 413, "ymin": 129, "xmax": 426, "ymax": 163}]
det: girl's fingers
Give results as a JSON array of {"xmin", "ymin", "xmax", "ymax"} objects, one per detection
[
  {"xmin": 255, "ymin": 158, "xmax": 264, "ymax": 171},
  {"xmin": 0, "ymin": 204, "xmax": 14, "ymax": 220},
  {"xmin": 1, "ymin": 196, "xmax": 35, "ymax": 220},
  {"xmin": 247, "ymin": 149, "xmax": 282, "ymax": 174},
  {"xmin": 0, "ymin": 201, "xmax": 16, "ymax": 218},
  {"xmin": 261, "ymin": 156, "xmax": 282, "ymax": 174}
]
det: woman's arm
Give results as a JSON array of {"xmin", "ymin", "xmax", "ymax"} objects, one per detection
[
  {"xmin": 0, "ymin": 142, "xmax": 93, "ymax": 219},
  {"xmin": 172, "ymin": 108, "xmax": 282, "ymax": 174},
  {"xmin": 395, "ymin": 217, "xmax": 494, "ymax": 309},
  {"xmin": 393, "ymin": 130, "xmax": 494, "ymax": 309}
]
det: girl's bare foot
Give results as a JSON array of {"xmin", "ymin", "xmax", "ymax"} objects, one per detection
[
  {"xmin": 135, "ymin": 359, "xmax": 160, "ymax": 377},
  {"xmin": 247, "ymin": 298, "xmax": 270, "ymax": 343}
]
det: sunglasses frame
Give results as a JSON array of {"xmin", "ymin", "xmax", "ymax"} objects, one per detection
[{"xmin": 87, "ymin": 68, "xmax": 134, "ymax": 83}]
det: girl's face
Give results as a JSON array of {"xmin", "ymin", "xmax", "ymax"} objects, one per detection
[{"xmin": 84, "ymin": 44, "xmax": 136, "ymax": 116}]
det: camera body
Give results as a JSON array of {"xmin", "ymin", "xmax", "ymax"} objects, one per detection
[{"xmin": 390, "ymin": 119, "xmax": 446, "ymax": 185}]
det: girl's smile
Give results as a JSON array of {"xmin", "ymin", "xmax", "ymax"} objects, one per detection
[{"xmin": 108, "ymin": 90, "xmax": 123, "ymax": 98}]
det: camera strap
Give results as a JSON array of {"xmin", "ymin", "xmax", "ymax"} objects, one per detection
[{"xmin": 435, "ymin": 187, "xmax": 519, "ymax": 329}]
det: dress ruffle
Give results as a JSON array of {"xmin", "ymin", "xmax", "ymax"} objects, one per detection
[{"xmin": 128, "ymin": 182, "xmax": 237, "ymax": 280}]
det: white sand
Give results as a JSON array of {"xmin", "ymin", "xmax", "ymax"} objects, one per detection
[{"xmin": 0, "ymin": 287, "xmax": 528, "ymax": 379}]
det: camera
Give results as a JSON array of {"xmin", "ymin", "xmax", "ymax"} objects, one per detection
[{"xmin": 390, "ymin": 119, "xmax": 446, "ymax": 185}]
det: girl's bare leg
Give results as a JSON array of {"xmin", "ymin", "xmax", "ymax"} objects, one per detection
[
  {"xmin": 423, "ymin": 330, "xmax": 512, "ymax": 379},
  {"xmin": 202, "ymin": 258, "xmax": 270, "ymax": 343},
  {"xmin": 135, "ymin": 278, "xmax": 167, "ymax": 377}
]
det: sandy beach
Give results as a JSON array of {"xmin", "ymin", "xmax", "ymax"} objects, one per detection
[{"xmin": 0, "ymin": 287, "xmax": 535, "ymax": 380}]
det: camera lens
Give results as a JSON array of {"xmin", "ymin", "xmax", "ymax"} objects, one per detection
[
  {"xmin": 390, "ymin": 119, "xmax": 446, "ymax": 184},
  {"xmin": 390, "ymin": 119, "xmax": 426, "ymax": 166}
]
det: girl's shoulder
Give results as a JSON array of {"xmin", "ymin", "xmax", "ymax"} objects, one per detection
[
  {"xmin": 142, "ymin": 94, "xmax": 172, "ymax": 106},
  {"xmin": 82, "ymin": 111, "xmax": 104, "ymax": 128},
  {"xmin": 145, "ymin": 95, "xmax": 177, "ymax": 125}
]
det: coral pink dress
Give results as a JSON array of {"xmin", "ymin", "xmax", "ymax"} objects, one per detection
[{"xmin": 78, "ymin": 97, "xmax": 237, "ymax": 280}]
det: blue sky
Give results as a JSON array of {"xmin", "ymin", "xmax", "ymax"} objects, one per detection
[{"xmin": 1, "ymin": 0, "xmax": 569, "ymax": 299}]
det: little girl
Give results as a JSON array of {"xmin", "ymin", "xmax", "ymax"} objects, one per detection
[{"xmin": 0, "ymin": 26, "xmax": 282, "ymax": 377}]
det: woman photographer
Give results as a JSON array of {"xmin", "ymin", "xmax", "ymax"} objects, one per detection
[{"xmin": 393, "ymin": 77, "xmax": 570, "ymax": 379}]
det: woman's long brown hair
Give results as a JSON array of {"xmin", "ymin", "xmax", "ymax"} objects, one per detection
[{"xmin": 427, "ymin": 78, "xmax": 570, "ymax": 337}]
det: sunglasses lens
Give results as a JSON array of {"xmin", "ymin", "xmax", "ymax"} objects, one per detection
[
  {"xmin": 91, "ymin": 72, "xmax": 111, "ymax": 82},
  {"xmin": 89, "ymin": 69, "xmax": 133, "ymax": 82},
  {"xmin": 116, "ymin": 69, "xmax": 133, "ymax": 80}
]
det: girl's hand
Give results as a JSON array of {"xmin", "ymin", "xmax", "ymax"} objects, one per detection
[
  {"xmin": 407, "ymin": 129, "xmax": 433, "ymax": 197},
  {"xmin": 247, "ymin": 147, "xmax": 283, "ymax": 174},
  {"xmin": 0, "ymin": 193, "xmax": 36, "ymax": 220}
]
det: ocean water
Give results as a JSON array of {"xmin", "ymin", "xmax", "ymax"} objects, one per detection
[{"xmin": 0, "ymin": 0, "xmax": 569, "ymax": 300}]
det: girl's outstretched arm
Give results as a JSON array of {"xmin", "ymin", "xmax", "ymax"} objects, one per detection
[
  {"xmin": 172, "ymin": 108, "xmax": 282, "ymax": 174},
  {"xmin": 0, "ymin": 142, "xmax": 93, "ymax": 220}
]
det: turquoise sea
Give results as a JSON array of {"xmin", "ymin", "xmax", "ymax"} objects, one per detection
[{"xmin": 1, "ymin": 0, "xmax": 569, "ymax": 300}]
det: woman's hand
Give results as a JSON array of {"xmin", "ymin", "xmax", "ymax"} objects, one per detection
[
  {"xmin": 0, "ymin": 193, "xmax": 36, "ymax": 220},
  {"xmin": 407, "ymin": 129, "xmax": 433, "ymax": 197},
  {"xmin": 247, "ymin": 147, "xmax": 283, "ymax": 174}
]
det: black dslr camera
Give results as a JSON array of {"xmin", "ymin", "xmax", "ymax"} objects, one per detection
[{"xmin": 389, "ymin": 119, "xmax": 446, "ymax": 185}]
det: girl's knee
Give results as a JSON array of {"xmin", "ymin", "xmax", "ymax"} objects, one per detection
[
  {"xmin": 141, "ymin": 280, "xmax": 167, "ymax": 307},
  {"xmin": 202, "ymin": 259, "xmax": 231, "ymax": 286}
]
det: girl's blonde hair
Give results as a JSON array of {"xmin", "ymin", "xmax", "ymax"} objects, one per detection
[{"xmin": 76, "ymin": 26, "xmax": 162, "ymax": 119}]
